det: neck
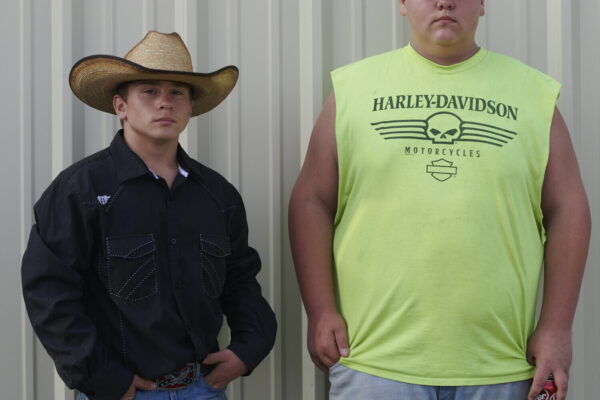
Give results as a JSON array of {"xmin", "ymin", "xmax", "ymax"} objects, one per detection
[
  {"xmin": 410, "ymin": 40, "xmax": 480, "ymax": 66},
  {"xmin": 122, "ymin": 128, "xmax": 180, "ymax": 187}
]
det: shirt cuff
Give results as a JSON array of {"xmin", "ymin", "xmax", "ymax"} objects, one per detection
[{"xmin": 227, "ymin": 339, "xmax": 268, "ymax": 375}]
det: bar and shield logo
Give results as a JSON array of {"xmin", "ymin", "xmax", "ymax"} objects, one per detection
[{"xmin": 426, "ymin": 159, "xmax": 457, "ymax": 181}]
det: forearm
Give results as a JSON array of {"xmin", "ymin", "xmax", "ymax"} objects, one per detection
[
  {"xmin": 223, "ymin": 290, "xmax": 277, "ymax": 372},
  {"xmin": 538, "ymin": 192, "xmax": 590, "ymax": 331},
  {"xmin": 221, "ymin": 249, "xmax": 277, "ymax": 372},
  {"xmin": 288, "ymin": 190, "xmax": 338, "ymax": 319}
]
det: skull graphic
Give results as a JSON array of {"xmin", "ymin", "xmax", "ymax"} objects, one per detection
[{"xmin": 425, "ymin": 112, "xmax": 463, "ymax": 144}]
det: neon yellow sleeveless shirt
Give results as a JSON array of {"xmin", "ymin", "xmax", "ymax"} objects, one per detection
[{"xmin": 332, "ymin": 44, "xmax": 560, "ymax": 385}]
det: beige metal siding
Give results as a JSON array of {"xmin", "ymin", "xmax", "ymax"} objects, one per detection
[{"xmin": 2, "ymin": 1, "xmax": 598, "ymax": 399}]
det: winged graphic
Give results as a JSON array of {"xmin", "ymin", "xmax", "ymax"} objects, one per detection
[{"xmin": 371, "ymin": 111, "xmax": 517, "ymax": 147}]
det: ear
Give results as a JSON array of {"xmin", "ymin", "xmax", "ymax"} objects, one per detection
[
  {"xmin": 480, "ymin": 0, "xmax": 485, "ymax": 16},
  {"xmin": 399, "ymin": 0, "xmax": 408, "ymax": 16},
  {"xmin": 113, "ymin": 94, "xmax": 127, "ymax": 120}
]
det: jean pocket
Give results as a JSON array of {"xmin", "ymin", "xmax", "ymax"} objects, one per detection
[
  {"xmin": 199, "ymin": 233, "xmax": 231, "ymax": 298},
  {"xmin": 106, "ymin": 233, "xmax": 158, "ymax": 302}
]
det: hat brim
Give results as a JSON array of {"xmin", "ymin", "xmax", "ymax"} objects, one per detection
[{"xmin": 69, "ymin": 55, "xmax": 238, "ymax": 117}]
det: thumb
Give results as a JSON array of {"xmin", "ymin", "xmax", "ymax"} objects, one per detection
[
  {"xmin": 203, "ymin": 350, "xmax": 226, "ymax": 365},
  {"xmin": 334, "ymin": 323, "xmax": 350, "ymax": 358},
  {"xmin": 133, "ymin": 375, "xmax": 157, "ymax": 391},
  {"xmin": 527, "ymin": 368, "xmax": 549, "ymax": 400}
]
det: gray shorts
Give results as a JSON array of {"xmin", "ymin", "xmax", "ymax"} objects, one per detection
[{"xmin": 329, "ymin": 363, "xmax": 532, "ymax": 400}]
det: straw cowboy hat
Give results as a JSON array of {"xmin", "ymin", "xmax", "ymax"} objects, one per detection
[{"xmin": 69, "ymin": 30, "xmax": 238, "ymax": 117}]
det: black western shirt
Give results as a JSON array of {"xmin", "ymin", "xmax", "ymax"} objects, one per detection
[{"xmin": 21, "ymin": 131, "xmax": 277, "ymax": 400}]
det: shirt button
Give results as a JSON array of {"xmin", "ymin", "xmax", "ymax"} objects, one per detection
[
  {"xmin": 170, "ymin": 238, "xmax": 177, "ymax": 245},
  {"xmin": 174, "ymin": 281, "xmax": 181, "ymax": 289}
]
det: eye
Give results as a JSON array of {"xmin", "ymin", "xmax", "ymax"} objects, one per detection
[
  {"xmin": 172, "ymin": 88, "xmax": 188, "ymax": 96},
  {"xmin": 143, "ymin": 88, "xmax": 155, "ymax": 95}
]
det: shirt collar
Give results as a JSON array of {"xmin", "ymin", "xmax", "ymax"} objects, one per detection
[
  {"xmin": 109, "ymin": 130, "xmax": 204, "ymax": 184},
  {"xmin": 147, "ymin": 164, "xmax": 189, "ymax": 180},
  {"xmin": 175, "ymin": 142, "xmax": 205, "ymax": 180}
]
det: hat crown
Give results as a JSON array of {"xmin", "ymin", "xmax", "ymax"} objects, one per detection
[{"xmin": 124, "ymin": 30, "xmax": 193, "ymax": 72}]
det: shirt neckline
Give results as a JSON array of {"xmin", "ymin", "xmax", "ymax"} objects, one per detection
[{"xmin": 404, "ymin": 42, "xmax": 487, "ymax": 74}]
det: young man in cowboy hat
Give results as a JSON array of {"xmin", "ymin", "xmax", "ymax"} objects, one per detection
[
  {"xmin": 21, "ymin": 31, "xmax": 276, "ymax": 400},
  {"xmin": 289, "ymin": 1, "xmax": 590, "ymax": 399}
]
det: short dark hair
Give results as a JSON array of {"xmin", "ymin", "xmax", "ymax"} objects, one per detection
[
  {"xmin": 116, "ymin": 82, "xmax": 131, "ymax": 102},
  {"xmin": 115, "ymin": 81, "xmax": 194, "ymax": 102}
]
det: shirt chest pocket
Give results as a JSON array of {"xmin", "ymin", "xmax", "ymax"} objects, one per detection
[
  {"xmin": 199, "ymin": 233, "xmax": 231, "ymax": 298},
  {"xmin": 106, "ymin": 234, "xmax": 158, "ymax": 302}
]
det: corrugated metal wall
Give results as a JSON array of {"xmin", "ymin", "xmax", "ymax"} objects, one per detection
[{"xmin": 2, "ymin": 1, "xmax": 598, "ymax": 399}]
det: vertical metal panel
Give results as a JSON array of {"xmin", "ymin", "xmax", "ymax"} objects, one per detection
[
  {"xmin": 202, "ymin": 15, "xmax": 240, "ymax": 394},
  {"xmin": 51, "ymin": 1, "xmax": 76, "ymax": 396},
  {"xmin": 474, "ymin": 0, "xmax": 488, "ymax": 48},
  {"xmin": 485, "ymin": 0, "xmax": 520, "ymax": 58},
  {"xmin": 142, "ymin": 0, "xmax": 156, "ymax": 33},
  {"xmin": 207, "ymin": 0, "xmax": 241, "ymax": 185},
  {"xmin": 192, "ymin": 0, "xmax": 210, "ymax": 165},
  {"xmin": 280, "ymin": 0, "xmax": 303, "ymax": 398},
  {"xmin": 578, "ymin": 1, "xmax": 600, "ymax": 398},
  {"xmin": 1, "ymin": 0, "xmax": 32, "ymax": 398},
  {"xmin": 265, "ymin": 2, "xmax": 283, "ymax": 399},
  {"xmin": 30, "ymin": 0, "xmax": 59, "ymax": 397},
  {"xmin": 363, "ymin": 1, "xmax": 398, "ymax": 58},
  {"xmin": 82, "ymin": 0, "xmax": 112, "ymax": 154},
  {"xmin": 299, "ymin": 2, "xmax": 327, "ymax": 399},
  {"xmin": 236, "ymin": 0, "xmax": 282, "ymax": 398},
  {"xmin": 513, "ymin": 0, "xmax": 528, "ymax": 63},
  {"xmin": 154, "ymin": 0, "xmax": 175, "ymax": 33},
  {"xmin": 390, "ymin": 0, "xmax": 403, "ymax": 50},
  {"xmin": 18, "ymin": 0, "xmax": 35, "ymax": 398},
  {"xmin": 546, "ymin": 0, "xmax": 564, "ymax": 83},
  {"xmin": 103, "ymin": 0, "xmax": 118, "ymax": 146},
  {"xmin": 32, "ymin": 0, "xmax": 53, "ymax": 201},
  {"xmin": 173, "ymin": 1, "xmax": 189, "ymax": 152},
  {"xmin": 526, "ymin": 0, "xmax": 549, "ymax": 72},
  {"xmin": 51, "ymin": 0, "xmax": 73, "ymax": 178},
  {"xmin": 330, "ymin": 0, "xmax": 364, "ymax": 70},
  {"xmin": 174, "ymin": 0, "xmax": 192, "ymax": 153}
]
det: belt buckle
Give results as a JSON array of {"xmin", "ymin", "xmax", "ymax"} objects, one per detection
[{"xmin": 156, "ymin": 362, "xmax": 198, "ymax": 391}]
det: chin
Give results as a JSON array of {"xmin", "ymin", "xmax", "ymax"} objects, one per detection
[
  {"xmin": 148, "ymin": 129, "xmax": 181, "ymax": 141},
  {"xmin": 433, "ymin": 36, "xmax": 461, "ymax": 47}
]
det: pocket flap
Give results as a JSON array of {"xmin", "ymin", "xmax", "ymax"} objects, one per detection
[
  {"xmin": 199, "ymin": 233, "xmax": 231, "ymax": 257},
  {"xmin": 107, "ymin": 234, "xmax": 156, "ymax": 258}
]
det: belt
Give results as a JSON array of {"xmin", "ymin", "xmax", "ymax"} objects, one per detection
[{"xmin": 155, "ymin": 362, "xmax": 207, "ymax": 391}]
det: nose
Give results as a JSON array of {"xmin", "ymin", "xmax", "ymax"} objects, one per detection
[
  {"xmin": 436, "ymin": 0, "xmax": 455, "ymax": 10},
  {"xmin": 157, "ymin": 90, "xmax": 173, "ymax": 109}
]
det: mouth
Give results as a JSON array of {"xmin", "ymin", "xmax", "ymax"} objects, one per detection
[
  {"xmin": 434, "ymin": 16, "xmax": 456, "ymax": 24},
  {"xmin": 154, "ymin": 117, "xmax": 176, "ymax": 124}
]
